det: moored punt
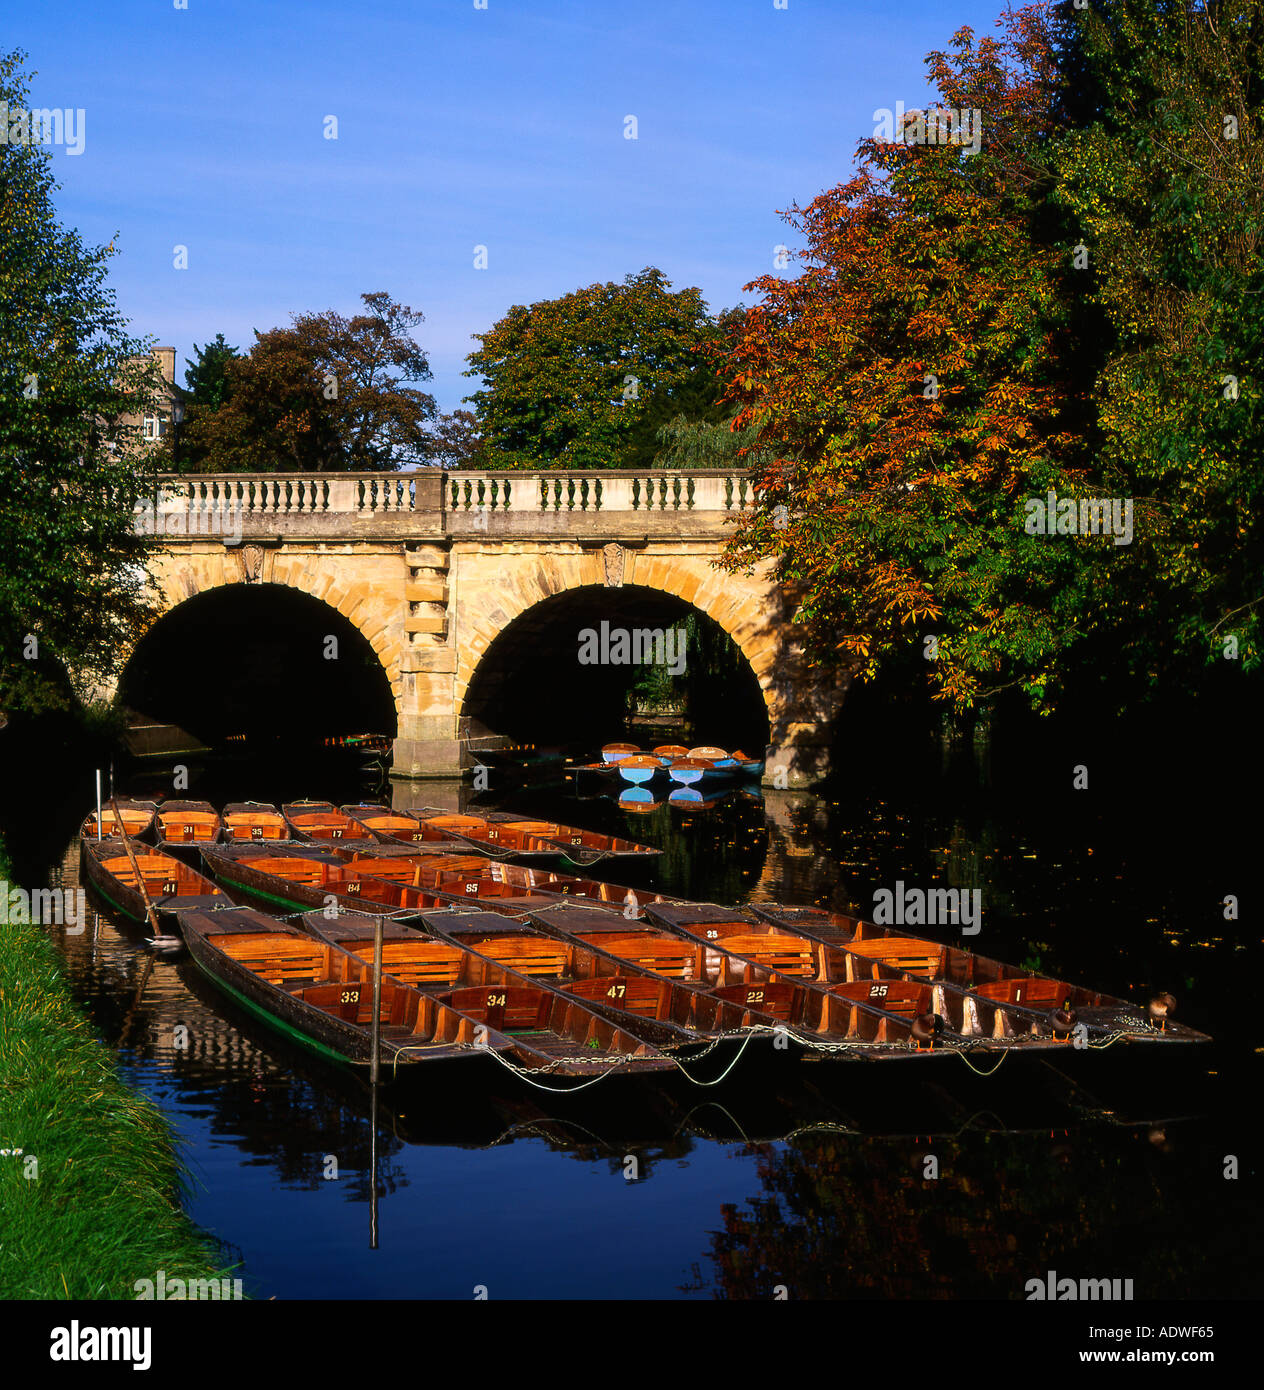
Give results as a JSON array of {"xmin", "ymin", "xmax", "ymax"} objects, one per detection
[
  {"xmin": 81, "ymin": 835, "xmax": 228, "ymax": 927},
  {"xmin": 687, "ymin": 745, "xmax": 736, "ymax": 768},
  {"xmin": 201, "ymin": 844, "xmax": 453, "ymax": 917},
  {"xmin": 341, "ymin": 803, "xmax": 435, "ymax": 844},
  {"xmin": 376, "ymin": 905, "xmax": 721, "ymax": 1046},
  {"xmin": 615, "ymin": 755, "xmax": 662, "ymax": 786},
  {"xmin": 222, "ymin": 802, "xmax": 290, "ymax": 842},
  {"xmin": 81, "ymin": 799, "xmax": 158, "ymax": 841},
  {"xmin": 177, "ymin": 905, "xmax": 505, "ymax": 1069},
  {"xmin": 667, "ymin": 757, "xmax": 713, "ymax": 786},
  {"xmin": 526, "ymin": 902, "xmax": 947, "ymax": 1054},
  {"xmin": 748, "ymin": 904, "xmax": 1211, "ymax": 1045},
  {"xmin": 601, "ymin": 742, "xmax": 640, "ymax": 763},
  {"xmin": 651, "ymin": 744, "xmax": 689, "ymax": 765},
  {"xmin": 282, "ymin": 800, "xmax": 374, "ymax": 845},
  {"xmin": 154, "ymin": 799, "xmax": 222, "ymax": 845},
  {"xmin": 407, "ymin": 806, "xmax": 661, "ymax": 866},
  {"xmin": 302, "ymin": 908, "xmax": 676, "ymax": 1075},
  {"xmin": 325, "ymin": 847, "xmax": 681, "ymax": 916},
  {"xmin": 642, "ymin": 902, "xmax": 1071, "ymax": 1052}
]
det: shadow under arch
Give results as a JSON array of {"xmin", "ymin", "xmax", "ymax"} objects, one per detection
[
  {"xmin": 118, "ymin": 583, "xmax": 398, "ymax": 748},
  {"xmin": 458, "ymin": 583, "xmax": 769, "ymax": 751}
]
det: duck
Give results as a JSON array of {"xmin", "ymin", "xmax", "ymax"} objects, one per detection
[
  {"xmin": 1148, "ymin": 992, "xmax": 1177, "ymax": 1032},
  {"xmin": 911, "ymin": 1012, "xmax": 944, "ymax": 1052},
  {"xmin": 1051, "ymin": 999, "xmax": 1078, "ymax": 1040}
]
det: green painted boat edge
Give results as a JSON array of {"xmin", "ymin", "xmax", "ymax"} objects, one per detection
[
  {"xmin": 187, "ymin": 952, "xmax": 361, "ymax": 1069},
  {"xmin": 215, "ymin": 872, "xmax": 312, "ymax": 914}
]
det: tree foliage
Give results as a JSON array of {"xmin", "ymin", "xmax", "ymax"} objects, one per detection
[
  {"xmin": 719, "ymin": 0, "xmax": 1264, "ymax": 711},
  {"xmin": 175, "ymin": 292, "xmax": 438, "ymax": 471},
  {"xmin": 464, "ymin": 268, "xmax": 724, "ymax": 469},
  {"xmin": 0, "ymin": 50, "xmax": 156, "ymax": 716}
]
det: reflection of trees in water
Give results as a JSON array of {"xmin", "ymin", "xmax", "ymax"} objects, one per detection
[{"xmin": 696, "ymin": 1126, "xmax": 1259, "ymax": 1299}]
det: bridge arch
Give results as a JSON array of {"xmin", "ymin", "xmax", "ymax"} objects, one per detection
[{"xmin": 115, "ymin": 551, "xmax": 404, "ymax": 745}]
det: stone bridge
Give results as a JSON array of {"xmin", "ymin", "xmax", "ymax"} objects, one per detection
[{"xmin": 122, "ymin": 469, "xmax": 842, "ymax": 784}]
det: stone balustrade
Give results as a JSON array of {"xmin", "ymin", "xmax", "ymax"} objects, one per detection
[{"xmin": 139, "ymin": 468, "xmax": 753, "ymax": 540}]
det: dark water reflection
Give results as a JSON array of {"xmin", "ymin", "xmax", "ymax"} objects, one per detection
[{"xmin": 28, "ymin": 762, "xmax": 1264, "ymax": 1299}]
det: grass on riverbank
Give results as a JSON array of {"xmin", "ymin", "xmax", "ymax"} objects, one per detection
[{"xmin": 0, "ymin": 841, "xmax": 236, "ymax": 1299}]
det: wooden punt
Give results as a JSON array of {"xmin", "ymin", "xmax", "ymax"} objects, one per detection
[
  {"xmin": 651, "ymin": 744, "xmax": 690, "ymax": 764},
  {"xmin": 177, "ymin": 905, "xmax": 507, "ymax": 1069},
  {"xmin": 687, "ymin": 745, "xmax": 737, "ymax": 768},
  {"xmin": 154, "ymin": 799, "xmax": 222, "ymax": 845},
  {"xmin": 525, "ymin": 901, "xmax": 824, "ymax": 1040},
  {"xmin": 201, "ymin": 844, "xmax": 453, "ymax": 917},
  {"xmin": 281, "ymin": 801, "xmax": 374, "ymax": 845},
  {"xmin": 341, "ymin": 803, "xmax": 436, "ymax": 844},
  {"xmin": 748, "ymin": 904, "xmax": 1211, "ymax": 1045},
  {"xmin": 409, "ymin": 906, "xmax": 731, "ymax": 1045},
  {"xmin": 222, "ymin": 802, "xmax": 290, "ymax": 842},
  {"xmin": 324, "ymin": 847, "xmax": 682, "ymax": 916},
  {"xmin": 81, "ymin": 835, "xmax": 228, "ymax": 927},
  {"xmin": 408, "ymin": 806, "xmax": 661, "ymax": 865},
  {"xmin": 81, "ymin": 799, "xmax": 157, "ymax": 841},
  {"xmin": 301, "ymin": 908, "xmax": 676, "ymax": 1074},
  {"xmin": 203, "ymin": 843, "xmax": 671, "ymax": 924},
  {"xmin": 640, "ymin": 902, "xmax": 1036, "ymax": 1052}
]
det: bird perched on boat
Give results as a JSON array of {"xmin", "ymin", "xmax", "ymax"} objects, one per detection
[
  {"xmin": 911, "ymin": 1012, "xmax": 944, "ymax": 1052},
  {"xmin": 1051, "ymin": 1000, "xmax": 1078, "ymax": 1040},
  {"xmin": 1148, "ymin": 992, "xmax": 1176, "ymax": 1032}
]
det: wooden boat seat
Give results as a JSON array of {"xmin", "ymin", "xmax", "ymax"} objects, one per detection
[
  {"xmin": 717, "ymin": 934, "xmax": 817, "ymax": 977},
  {"xmin": 225, "ymin": 816, "xmax": 286, "ymax": 840},
  {"xmin": 444, "ymin": 985, "xmax": 553, "ymax": 1033},
  {"xmin": 575, "ymin": 935, "xmax": 699, "ymax": 979},
  {"xmin": 831, "ymin": 979, "xmax": 932, "ymax": 1019},
  {"xmin": 248, "ymin": 858, "xmax": 328, "ymax": 885},
  {"xmin": 566, "ymin": 976, "xmax": 668, "ymax": 1018},
  {"xmin": 213, "ymin": 935, "xmax": 327, "ymax": 986},
  {"xmin": 299, "ymin": 983, "xmax": 394, "ymax": 1026},
  {"xmin": 86, "ymin": 811, "xmax": 151, "ymax": 834},
  {"xmin": 711, "ymin": 980, "xmax": 799, "ymax": 1020},
  {"xmin": 159, "ymin": 812, "xmax": 219, "ymax": 840},
  {"xmin": 974, "ymin": 978, "xmax": 1064, "ymax": 1008},
  {"xmin": 843, "ymin": 937, "xmax": 945, "ymax": 980},
  {"xmin": 341, "ymin": 941, "xmax": 464, "ymax": 986},
  {"xmin": 101, "ymin": 856, "xmax": 190, "ymax": 897},
  {"xmin": 466, "ymin": 939, "xmax": 570, "ymax": 977}
]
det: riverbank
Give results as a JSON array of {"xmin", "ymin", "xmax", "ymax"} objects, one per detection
[{"xmin": 0, "ymin": 834, "xmax": 238, "ymax": 1299}]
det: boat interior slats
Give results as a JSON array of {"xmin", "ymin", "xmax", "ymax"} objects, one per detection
[
  {"xmin": 713, "ymin": 933, "xmax": 816, "ymax": 976},
  {"xmin": 710, "ymin": 980, "xmax": 799, "ymax": 1019},
  {"xmin": 443, "ymin": 985, "xmax": 553, "ymax": 1032},
  {"xmin": 843, "ymin": 937, "xmax": 946, "ymax": 979},
  {"xmin": 461, "ymin": 939, "xmax": 571, "ymax": 977},
  {"xmin": 564, "ymin": 976, "xmax": 669, "ymax": 1018},
  {"xmin": 831, "ymin": 979, "xmax": 933, "ymax": 1018},
  {"xmin": 973, "ymin": 977, "xmax": 1064, "ymax": 1007},
  {"xmin": 575, "ymin": 935, "xmax": 699, "ymax": 978},
  {"xmin": 340, "ymin": 941, "xmax": 465, "ymax": 986}
]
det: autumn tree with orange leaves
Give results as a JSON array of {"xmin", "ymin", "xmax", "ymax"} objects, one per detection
[{"xmin": 720, "ymin": 8, "xmax": 1098, "ymax": 712}]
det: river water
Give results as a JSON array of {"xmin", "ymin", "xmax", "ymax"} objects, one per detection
[{"xmin": 28, "ymin": 757, "xmax": 1263, "ymax": 1300}]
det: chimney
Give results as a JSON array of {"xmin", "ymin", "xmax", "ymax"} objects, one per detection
[{"xmin": 154, "ymin": 346, "xmax": 176, "ymax": 385}]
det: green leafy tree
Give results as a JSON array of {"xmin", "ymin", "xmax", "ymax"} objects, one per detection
[
  {"xmin": 178, "ymin": 292, "xmax": 438, "ymax": 471},
  {"xmin": 1053, "ymin": 0, "xmax": 1264, "ymax": 689},
  {"xmin": 0, "ymin": 50, "xmax": 156, "ymax": 716},
  {"xmin": 464, "ymin": 267, "xmax": 722, "ymax": 469},
  {"xmin": 183, "ymin": 333, "xmax": 238, "ymax": 411}
]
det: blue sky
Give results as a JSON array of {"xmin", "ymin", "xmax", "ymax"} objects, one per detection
[{"xmin": 11, "ymin": 0, "xmax": 1011, "ymax": 412}]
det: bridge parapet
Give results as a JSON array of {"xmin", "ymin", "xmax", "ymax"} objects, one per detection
[{"xmin": 144, "ymin": 468, "xmax": 754, "ymax": 540}]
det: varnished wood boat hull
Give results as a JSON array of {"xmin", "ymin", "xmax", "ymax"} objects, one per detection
[{"xmin": 80, "ymin": 837, "xmax": 228, "ymax": 927}]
